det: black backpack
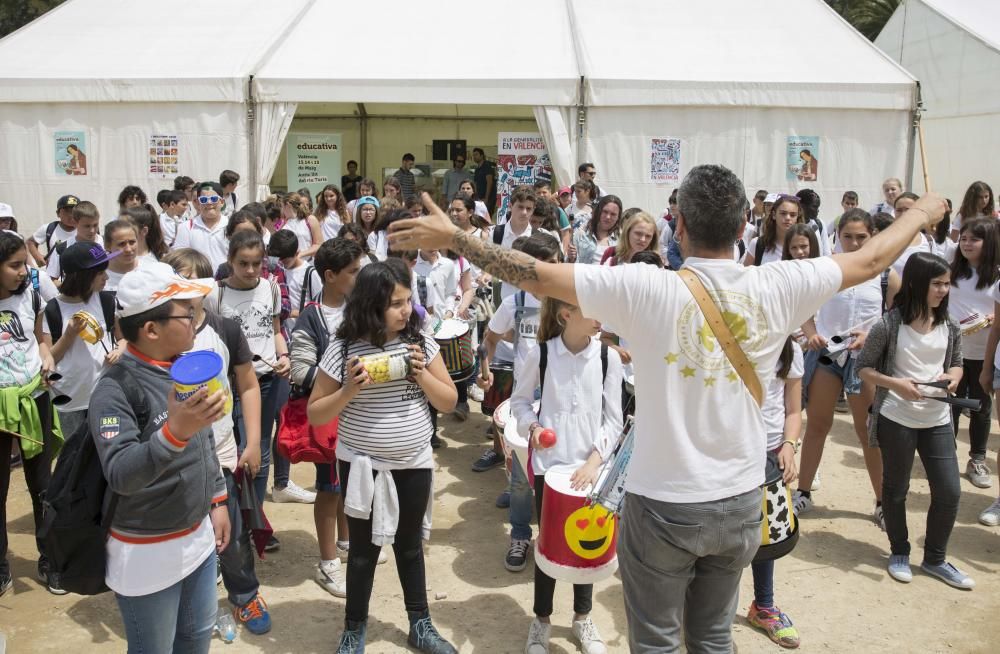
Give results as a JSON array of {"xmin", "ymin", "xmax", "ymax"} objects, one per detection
[
  {"xmin": 44, "ymin": 291, "xmax": 117, "ymax": 343},
  {"xmin": 40, "ymin": 364, "xmax": 150, "ymax": 596}
]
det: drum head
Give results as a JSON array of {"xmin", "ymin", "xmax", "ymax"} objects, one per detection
[
  {"xmin": 434, "ymin": 319, "xmax": 470, "ymax": 340},
  {"xmin": 493, "ymin": 399, "xmax": 511, "ymax": 430}
]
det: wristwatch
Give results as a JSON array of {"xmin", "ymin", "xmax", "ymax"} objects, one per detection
[{"xmin": 781, "ymin": 440, "xmax": 799, "ymax": 453}]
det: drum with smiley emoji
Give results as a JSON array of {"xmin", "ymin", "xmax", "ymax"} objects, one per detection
[{"xmin": 536, "ymin": 463, "xmax": 618, "ymax": 584}]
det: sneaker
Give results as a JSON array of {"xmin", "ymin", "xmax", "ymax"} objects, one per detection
[
  {"xmin": 315, "ymin": 560, "xmax": 347, "ymax": 597},
  {"xmin": 525, "ymin": 617, "xmax": 551, "ymax": 653},
  {"xmin": 746, "ymin": 602, "xmax": 800, "ymax": 649},
  {"xmin": 834, "ymin": 396, "xmax": 848, "ymax": 414},
  {"xmin": 966, "ymin": 458, "xmax": 992, "ymax": 489},
  {"xmin": 792, "ymin": 490, "xmax": 813, "ymax": 515},
  {"xmin": 336, "ymin": 619, "xmax": 367, "ymax": 654},
  {"xmin": 505, "ymin": 538, "xmax": 531, "ymax": 572},
  {"xmin": 0, "ymin": 569, "xmax": 11, "ymax": 597},
  {"xmin": 37, "ymin": 557, "xmax": 67, "ymax": 596},
  {"xmin": 378, "ymin": 549, "xmax": 388, "ymax": 565},
  {"xmin": 496, "ymin": 490, "xmax": 511, "ymax": 508},
  {"xmin": 811, "ymin": 471, "xmax": 821, "ymax": 490},
  {"xmin": 453, "ymin": 401, "xmax": 470, "ymax": 421},
  {"xmin": 979, "ymin": 497, "xmax": 1000, "ymax": 526},
  {"xmin": 469, "ymin": 384, "xmax": 484, "ymax": 402},
  {"xmin": 920, "ymin": 561, "xmax": 975, "ymax": 590},
  {"xmin": 272, "ymin": 480, "xmax": 317, "ymax": 504},
  {"xmin": 264, "ymin": 535, "xmax": 280, "ymax": 552},
  {"xmin": 472, "ymin": 449, "xmax": 503, "ymax": 472},
  {"xmin": 873, "ymin": 503, "xmax": 885, "ymax": 531},
  {"xmin": 887, "ymin": 554, "xmax": 912, "ymax": 583},
  {"xmin": 234, "ymin": 593, "xmax": 272, "ymax": 635},
  {"xmin": 407, "ymin": 610, "xmax": 458, "ymax": 654},
  {"xmin": 571, "ymin": 616, "xmax": 607, "ymax": 654},
  {"xmin": 431, "ymin": 434, "xmax": 443, "ymax": 449}
]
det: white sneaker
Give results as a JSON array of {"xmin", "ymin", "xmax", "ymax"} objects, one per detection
[
  {"xmin": 336, "ymin": 541, "xmax": 388, "ymax": 564},
  {"xmin": 792, "ymin": 490, "xmax": 813, "ymax": 515},
  {"xmin": 811, "ymin": 471, "xmax": 822, "ymax": 490},
  {"xmin": 525, "ymin": 618, "xmax": 551, "ymax": 654},
  {"xmin": 272, "ymin": 480, "xmax": 317, "ymax": 504},
  {"xmin": 571, "ymin": 616, "xmax": 607, "ymax": 654},
  {"xmin": 315, "ymin": 560, "xmax": 346, "ymax": 597},
  {"xmin": 979, "ymin": 497, "xmax": 1000, "ymax": 526},
  {"xmin": 469, "ymin": 384, "xmax": 485, "ymax": 403},
  {"xmin": 873, "ymin": 503, "xmax": 886, "ymax": 531}
]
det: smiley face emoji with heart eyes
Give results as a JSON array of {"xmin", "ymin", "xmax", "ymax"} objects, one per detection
[{"xmin": 563, "ymin": 504, "xmax": 616, "ymax": 559}]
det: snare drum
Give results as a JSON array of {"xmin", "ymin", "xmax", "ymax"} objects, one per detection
[
  {"xmin": 481, "ymin": 362, "xmax": 514, "ymax": 415},
  {"xmin": 434, "ymin": 319, "xmax": 475, "ymax": 381},
  {"xmin": 537, "ymin": 464, "xmax": 618, "ymax": 584}
]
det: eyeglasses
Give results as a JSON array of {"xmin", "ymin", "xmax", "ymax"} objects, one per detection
[
  {"xmin": 585, "ymin": 170, "xmax": 596, "ymax": 176},
  {"xmin": 159, "ymin": 311, "xmax": 196, "ymax": 324},
  {"xmin": 197, "ymin": 195, "xmax": 221, "ymax": 205}
]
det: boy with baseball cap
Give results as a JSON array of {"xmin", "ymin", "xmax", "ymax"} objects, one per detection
[
  {"xmin": 88, "ymin": 262, "xmax": 231, "ymax": 651},
  {"xmin": 28, "ymin": 195, "xmax": 79, "ymax": 266}
]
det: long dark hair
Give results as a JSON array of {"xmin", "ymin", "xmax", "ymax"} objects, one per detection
[
  {"xmin": 336, "ymin": 260, "xmax": 422, "ymax": 348},
  {"xmin": 587, "ymin": 195, "xmax": 623, "ymax": 238},
  {"xmin": 124, "ymin": 205, "xmax": 168, "ymax": 259},
  {"xmin": 776, "ymin": 337, "xmax": 794, "ymax": 379},
  {"xmin": 958, "ymin": 181, "xmax": 995, "ymax": 221},
  {"xmin": 0, "ymin": 232, "xmax": 28, "ymax": 295},
  {"xmin": 762, "ymin": 195, "xmax": 804, "ymax": 251},
  {"xmin": 950, "ymin": 218, "xmax": 1000, "ymax": 290},
  {"xmin": 897, "ymin": 252, "xmax": 951, "ymax": 326},
  {"xmin": 314, "ymin": 184, "xmax": 350, "ymax": 224}
]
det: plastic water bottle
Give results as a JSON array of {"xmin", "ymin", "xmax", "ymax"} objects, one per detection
[{"xmin": 215, "ymin": 608, "xmax": 237, "ymax": 643}]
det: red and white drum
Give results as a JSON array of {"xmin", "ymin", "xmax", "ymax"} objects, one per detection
[{"xmin": 536, "ymin": 463, "xmax": 618, "ymax": 584}]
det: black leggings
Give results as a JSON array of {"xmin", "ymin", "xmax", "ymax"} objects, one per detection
[
  {"xmin": 1, "ymin": 395, "xmax": 57, "ymax": 573},
  {"xmin": 533, "ymin": 475, "xmax": 593, "ymax": 618},
  {"xmin": 338, "ymin": 461, "xmax": 431, "ymax": 622},
  {"xmin": 951, "ymin": 358, "xmax": 993, "ymax": 459}
]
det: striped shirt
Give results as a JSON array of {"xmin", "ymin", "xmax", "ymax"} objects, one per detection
[{"xmin": 319, "ymin": 334, "xmax": 440, "ymax": 467}]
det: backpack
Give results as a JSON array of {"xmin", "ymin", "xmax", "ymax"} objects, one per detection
[
  {"xmin": 44, "ymin": 291, "xmax": 117, "ymax": 343},
  {"xmin": 754, "ymin": 237, "xmax": 766, "ymax": 267},
  {"xmin": 42, "ymin": 221, "xmax": 60, "ymax": 261},
  {"xmin": 40, "ymin": 364, "xmax": 151, "ymax": 595},
  {"xmin": 299, "ymin": 266, "xmax": 316, "ymax": 312},
  {"xmin": 492, "ymin": 223, "xmax": 506, "ymax": 246},
  {"xmin": 277, "ymin": 338, "xmax": 343, "ymax": 463}
]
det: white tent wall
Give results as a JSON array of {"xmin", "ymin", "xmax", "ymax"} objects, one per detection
[
  {"xmin": 0, "ymin": 102, "xmax": 248, "ymax": 234},
  {"xmin": 582, "ymin": 106, "xmax": 912, "ymax": 214},
  {"xmin": 875, "ymin": 0, "xmax": 1000, "ymax": 200}
]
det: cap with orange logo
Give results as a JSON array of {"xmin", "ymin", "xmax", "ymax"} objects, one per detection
[{"xmin": 116, "ymin": 262, "xmax": 215, "ymax": 318}]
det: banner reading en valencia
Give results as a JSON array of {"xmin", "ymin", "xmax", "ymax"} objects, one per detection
[{"xmin": 495, "ymin": 133, "xmax": 552, "ymax": 222}]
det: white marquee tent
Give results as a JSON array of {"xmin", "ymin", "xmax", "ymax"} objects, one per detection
[
  {"xmin": 1, "ymin": 0, "xmax": 918, "ymax": 233},
  {"xmin": 875, "ymin": 0, "xmax": 1000, "ymax": 202}
]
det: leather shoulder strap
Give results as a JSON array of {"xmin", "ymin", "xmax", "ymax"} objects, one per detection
[{"xmin": 677, "ymin": 269, "xmax": 763, "ymax": 407}]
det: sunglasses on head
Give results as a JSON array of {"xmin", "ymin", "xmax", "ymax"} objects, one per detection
[{"xmin": 197, "ymin": 195, "xmax": 221, "ymax": 205}]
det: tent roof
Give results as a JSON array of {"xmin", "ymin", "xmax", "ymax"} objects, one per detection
[
  {"xmin": 0, "ymin": 0, "xmax": 311, "ymax": 103},
  {"xmin": 574, "ymin": 0, "xmax": 916, "ymax": 109},
  {"xmin": 0, "ymin": 0, "xmax": 915, "ymax": 110},
  {"xmin": 252, "ymin": 0, "xmax": 580, "ymax": 106},
  {"xmin": 919, "ymin": 0, "xmax": 1000, "ymax": 52}
]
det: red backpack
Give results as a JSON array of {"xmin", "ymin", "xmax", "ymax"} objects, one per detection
[{"xmin": 277, "ymin": 398, "xmax": 338, "ymax": 463}]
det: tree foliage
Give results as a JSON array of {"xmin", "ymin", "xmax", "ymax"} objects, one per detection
[
  {"xmin": 826, "ymin": 0, "xmax": 902, "ymax": 41},
  {"xmin": 0, "ymin": 0, "xmax": 67, "ymax": 39}
]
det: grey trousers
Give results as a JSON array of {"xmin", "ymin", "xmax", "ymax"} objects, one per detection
[{"xmin": 618, "ymin": 488, "xmax": 763, "ymax": 654}]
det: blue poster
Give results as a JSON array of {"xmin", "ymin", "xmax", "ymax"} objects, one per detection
[
  {"xmin": 54, "ymin": 130, "xmax": 88, "ymax": 176},
  {"xmin": 786, "ymin": 136, "xmax": 819, "ymax": 182}
]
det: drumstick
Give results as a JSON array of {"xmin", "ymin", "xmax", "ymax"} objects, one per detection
[
  {"xmin": 252, "ymin": 354, "xmax": 278, "ymax": 371},
  {"xmin": 0, "ymin": 428, "xmax": 43, "ymax": 446},
  {"xmin": 477, "ymin": 345, "xmax": 488, "ymax": 380},
  {"xmin": 925, "ymin": 396, "xmax": 982, "ymax": 411}
]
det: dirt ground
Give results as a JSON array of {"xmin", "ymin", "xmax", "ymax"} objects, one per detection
[{"xmin": 1, "ymin": 405, "xmax": 998, "ymax": 653}]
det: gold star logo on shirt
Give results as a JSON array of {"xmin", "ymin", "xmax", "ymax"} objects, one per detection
[
  {"xmin": 727, "ymin": 370, "xmax": 739, "ymax": 383},
  {"xmin": 704, "ymin": 376, "xmax": 717, "ymax": 387},
  {"xmin": 664, "ymin": 352, "xmax": 679, "ymax": 364},
  {"xmin": 681, "ymin": 366, "xmax": 696, "ymax": 378}
]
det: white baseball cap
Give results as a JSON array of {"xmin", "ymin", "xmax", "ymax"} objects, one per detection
[
  {"xmin": 0, "ymin": 203, "xmax": 13, "ymax": 218},
  {"xmin": 116, "ymin": 262, "xmax": 215, "ymax": 318}
]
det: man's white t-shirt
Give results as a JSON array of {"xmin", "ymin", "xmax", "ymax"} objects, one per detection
[{"xmin": 575, "ymin": 256, "xmax": 842, "ymax": 503}]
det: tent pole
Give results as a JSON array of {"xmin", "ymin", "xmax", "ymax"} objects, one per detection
[
  {"xmin": 905, "ymin": 82, "xmax": 922, "ymax": 193},
  {"xmin": 576, "ymin": 76, "xmax": 586, "ymax": 161},
  {"xmin": 247, "ymin": 75, "xmax": 258, "ymax": 199},
  {"xmin": 358, "ymin": 103, "xmax": 368, "ymax": 177}
]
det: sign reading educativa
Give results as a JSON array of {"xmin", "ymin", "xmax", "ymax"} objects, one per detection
[{"xmin": 286, "ymin": 133, "xmax": 342, "ymax": 199}]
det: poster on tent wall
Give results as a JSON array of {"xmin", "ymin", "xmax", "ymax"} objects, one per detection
[
  {"xmin": 54, "ymin": 131, "xmax": 88, "ymax": 176},
  {"xmin": 148, "ymin": 134, "xmax": 180, "ymax": 178},
  {"xmin": 286, "ymin": 133, "xmax": 342, "ymax": 200},
  {"xmin": 649, "ymin": 138, "xmax": 681, "ymax": 183},
  {"xmin": 786, "ymin": 136, "xmax": 819, "ymax": 182},
  {"xmin": 495, "ymin": 132, "xmax": 552, "ymax": 222}
]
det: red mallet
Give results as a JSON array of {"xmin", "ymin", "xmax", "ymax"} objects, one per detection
[{"xmin": 538, "ymin": 428, "xmax": 557, "ymax": 449}]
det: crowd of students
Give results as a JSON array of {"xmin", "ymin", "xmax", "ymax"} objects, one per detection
[{"xmin": 0, "ymin": 166, "xmax": 996, "ymax": 653}]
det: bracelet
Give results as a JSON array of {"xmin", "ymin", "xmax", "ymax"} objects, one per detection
[
  {"xmin": 909, "ymin": 207, "xmax": 932, "ymax": 225},
  {"xmin": 781, "ymin": 440, "xmax": 799, "ymax": 453},
  {"xmin": 211, "ymin": 500, "xmax": 227, "ymax": 510},
  {"xmin": 277, "ymin": 352, "xmax": 290, "ymax": 359}
]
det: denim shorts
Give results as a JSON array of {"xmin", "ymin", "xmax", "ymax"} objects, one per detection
[
  {"xmin": 817, "ymin": 351, "xmax": 863, "ymax": 395},
  {"xmin": 314, "ymin": 462, "xmax": 341, "ymax": 494}
]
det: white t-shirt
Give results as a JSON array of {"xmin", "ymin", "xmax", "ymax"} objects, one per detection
[
  {"xmin": 160, "ymin": 212, "xmax": 185, "ymax": 247},
  {"xmin": 367, "ymin": 231, "xmax": 389, "ymax": 261},
  {"xmin": 319, "ymin": 334, "xmax": 440, "ymax": 468},
  {"xmin": 930, "ymin": 238, "xmax": 958, "ymax": 263},
  {"xmin": 762, "ymin": 342, "xmax": 804, "ymax": 450},
  {"xmin": 815, "ymin": 274, "xmax": 883, "ymax": 349},
  {"xmin": 45, "ymin": 234, "xmax": 105, "ymax": 280},
  {"xmin": 747, "ymin": 237, "xmax": 782, "ymax": 265},
  {"xmin": 320, "ymin": 302, "xmax": 345, "ymax": 336},
  {"xmin": 282, "ymin": 218, "xmax": 314, "ymax": 255},
  {"xmin": 488, "ymin": 291, "xmax": 541, "ymax": 370},
  {"xmin": 575, "ymin": 256, "xmax": 842, "ymax": 503},
  {"xmin": 879, "ymin": 322, "xmax": 950, "ymax": 429},
  {"xmin": 322, "ymin": 210, "xmax": 344, "ymax": 241},
  {"xmin": 42, "ymin": 294, "xmax": 109, "ymax": 411},
  {"xmin": 0, "ymin": 290, "xmax": 42, "ymax": 389},
  {"xmin": 172, "ymin": 216, "xmax": 228, "ymax": 272},
  {"xmin": 413, "ymin": 253, "xmax": 458, "ymax": 319},
  {"xmin": 32, "ymin": 221, "xmax": 75, "ymax": 255},
  {"xmin": 284, "ymin": 262, "xmax": 323, "ymax": 332},
  {"xmin": 949, "ymin": 271, "xmax": 994, "ymax": 360},
  {"xmin": 891, "ymin": 238, "xmax": 932, "ymax": 278},
  {"xmin": 105, "ymin": 515, "xmax": 215, "ymax": 597},
  {"xmin": 206, "ymin": 279, "xmax": 280, "ymax": 377},
  {"xmin": 950, "ymin": 212, "xmax": 992, "ymax": 233},
  {"xmin": 495, "ymin": 222, "xmax": 532, "ymax": 301}
]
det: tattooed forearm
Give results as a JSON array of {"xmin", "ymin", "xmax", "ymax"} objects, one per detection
[{"xmin": 452, "ymin": 229, "xmax": 540, "ymax": 285}]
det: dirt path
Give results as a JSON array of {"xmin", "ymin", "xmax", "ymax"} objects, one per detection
[{"xmin": 1, "ymin": 407, "xmax": 997, "ymax": 653}]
